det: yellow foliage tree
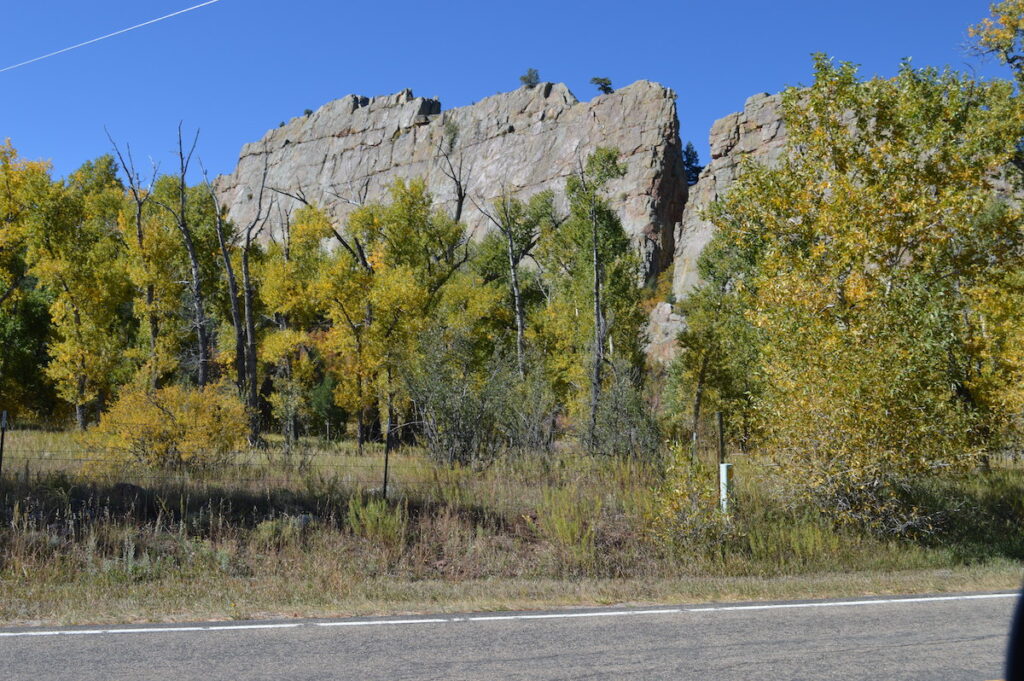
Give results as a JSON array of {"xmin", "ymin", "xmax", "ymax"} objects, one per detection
[
  {"xmin": 89, "ymin": 382, "xmax": 246, "ymax": 471},
  {"xmin": 701, "ymin": 56, "xmax": 1024, "ymax": 531},
  {"xmin": 313, "ymin": 179, "xmax": 469, "ymax": 452},
  {"xmin": 24, "ymin": 156, "xmax": 135, "ymax": 428}
]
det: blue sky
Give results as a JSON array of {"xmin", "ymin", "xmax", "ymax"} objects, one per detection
[{"xmin": 0, "ymin": 0, "xmax": 1010, "ymax": 181}]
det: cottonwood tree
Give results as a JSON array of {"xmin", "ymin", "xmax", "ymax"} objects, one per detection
[
  {"xmin": 971, "ymin": 0, "xmax": 1024, "ymax": 85},
  {"xmin": 205, "ymin": 155, "xmax": 272, "ymax": 445},
  {"xmin": 0, "ymin": 142, "xmax": 50, "ymax": 309},
  {"xmin": 152, "ymin": 126, "xmax": 213, "ymax": 386},
  {"xmin": 474, "ymin": 190, "xmax": 558, "ymax": 376},
  {"xmin": 0, "ymin": 143, "xmax": 55, "ymax": 414},
  {"xmin": 537, "ymin": 148, "xmax": 645, "ymax": 450},
  {"xmin": 701, "ymin": 55, "xmax": 1024, "ymax": 530},
  {"xmin": 107, "ymin": 133, "xmax": 162, "ymax": 386},
  {"xmin": 316, "ymin": 179, "xmax": 470, "ymax": 454},
  {"xmin": 23, "ymin": 157, "xmax": 134, "ymax": 428}
]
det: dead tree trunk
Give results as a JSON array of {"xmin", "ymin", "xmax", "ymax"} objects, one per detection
[
  {"xmin": 108, "ymin": 133, "xmax": 159, "ymax": 386},
  {"xmin": 155, "ymin": 125, "xmax": 211, "ymax": 387},
  {"xmin": 207, "ymin": 180, "xmax": 245, "ymax": 393},
  {"xmin": 437, "ymin": 122, "xmax": 470, "ymax": 223}
]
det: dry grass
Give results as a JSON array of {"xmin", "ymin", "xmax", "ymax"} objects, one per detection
[{"xmin": 1, "ymin": 430, "xmax": 1023, "ymax": 627}]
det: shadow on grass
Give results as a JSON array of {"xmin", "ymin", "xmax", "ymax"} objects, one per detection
[
  {"xmin": 0, "ymin": 471, "xmax": 511, "ymax": 539},
  {"xmin": 901, "ymin": 469, "xmax": 1024, "ymax": 562}
]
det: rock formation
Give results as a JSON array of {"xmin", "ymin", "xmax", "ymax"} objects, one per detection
[
  {"xmin": 215, "ymin": 81, "xmax": 687, "ymax": 282},
  {"xmin": 672, "ymin": 92, "xmax": 786, "ymax": 300},
  {"xmin": 216, "ymin": 80, "xmax": 792, "ymax": 363}
]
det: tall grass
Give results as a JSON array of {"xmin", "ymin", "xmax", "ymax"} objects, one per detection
[{"xmin": 1, "ymin": 433, "xmax": 1022, "ymax": 624}]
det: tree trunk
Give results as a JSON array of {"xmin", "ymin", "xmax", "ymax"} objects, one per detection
[
  {"xmin": 214, "ymin": 214, "xmax": 246, "ymax": 393},
  {"xmin": 168, "ymin": 128, "xmax": 211, "ymax": 387},
  {"xmin": 587, "ymin": 204, "xmax": 605, "ymax": 453},
  {"xmin": 505, "ymin": 228, "xmax": 526, "ymax": 378},
  {"xmin": 384, "ymin": 368, "xmax": 398, "ymax": 455},
  {"xmin": 130, "ymin": 202, "xmax": 160, "ymax": 379},
  {"xmin": 241, "ymin": 246, "xmax": 261, "ymax": 446},
  {"xmin": 691, "ymin": 352, "xmax": 709, "ymax": 463},
  {"xmin": 181, "ymin": 232, "xmax": 211, "ymax": 387},
  {"xmin": 75, "ymin": 375, "xmax": 87, "ymax": 431}
]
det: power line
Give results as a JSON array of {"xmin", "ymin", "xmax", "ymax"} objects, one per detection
[{"xmin": 0, "ymin": 0, "xmax": 225, "ymax": 74}]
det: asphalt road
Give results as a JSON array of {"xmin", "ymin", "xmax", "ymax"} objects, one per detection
[{"xmin": 1, "ymin": 592, "xmax": 1017, "ymax": 680}]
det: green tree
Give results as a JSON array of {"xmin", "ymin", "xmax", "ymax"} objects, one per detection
[
  {"xmin": 519, "ymin": 68, "xmax": 540, "ymax": 88},
  {"xmin": 701, "ymin": 55, "xmax": 1024, "ymax": 530},
  {"xmin": 665, "ymin": 228, "xmax": 762, "ymax": 451},
  {"xmin": 23, "ymin": 156, "xmax": 135, "ymax": 428},
  {"xmin": 315, "ymin": 179, "xmax": 470, "ymax": 453},
  {"xmin": 0, "ymin": 142, "xmax": 56, "ymax": 417},
  {"xmin": 477, "ymin": 190, "xmax": 558, "ymax": 376},
  {"xmin": 590, "ymin": 77, "xmax": 614, "ymax": 95},
  {"xmin": 537, "ymin": 148, "xmax": 645, "ymax": 449},
  {"xmin": 682, "ymin": 141, "xmax": 704, "ymax": 186}
]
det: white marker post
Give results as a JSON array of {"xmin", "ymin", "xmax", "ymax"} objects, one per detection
[{"xmin": 719, "ymin": 462, "xmax": 732, "ymax": 513}]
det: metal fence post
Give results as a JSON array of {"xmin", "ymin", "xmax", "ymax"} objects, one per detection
[
  {"xmin": 716, "ymin": 411, "xmax": 725, "ymax": 466},
  {"xmin": 717, "ymin": 411, "xmax": 731, "ymax": 513},
  {"xmin": 719, "ymin": 462, "xmax": 733, "ymax": 513},
  {"xmin": 0, "ymin": 410, "xmax": 6, "ymax": 481}
]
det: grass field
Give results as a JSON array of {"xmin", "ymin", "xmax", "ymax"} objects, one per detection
[{"xmin": 1, "ymin": 429, "xmax": 1022, "ymax": 626}]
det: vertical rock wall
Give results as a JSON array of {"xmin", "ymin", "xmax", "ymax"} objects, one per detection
[
  {"xmin": 215, "ymin": 81, "xmax": 687, "ymax": 282},
  {"xmin": 672, "ymin": 93, "xmax": 787, "ymax": 300},
  {"xmin": 215, "ymin": 81, "xmax": 790, "ymax": 363}
]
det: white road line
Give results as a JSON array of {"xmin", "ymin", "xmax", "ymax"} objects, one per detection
[
  {"xmin": 204, "ymin": 623, "xmax": 304, "ymax": 631},
  {"xmin": 685, "ymin": 592, "xmax": 1018, "ymax": 613},
  {"xmin": 316, "ymin": 618, "xmax": 449, "ymax": 627},
  {"xmin": 467, "ymin": 608, "xmax": 683, "ymax": 622},
  {"xmin": 0, "ymin": 593, "xmax": 1015, "ymax": 639},
  {"xmin": 0, "ymin": 623, "xmax": 302, "ymax": 638}
]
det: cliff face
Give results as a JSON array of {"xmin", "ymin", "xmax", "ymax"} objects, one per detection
[
  {"xmin": 672, "ymin": 92, "xmax": 786, "ymax": 300},
  {"xmin": 215, "ymin": 81, "xmax": 687, "ymax": 281},
  {"xmin": 217, "ymin": 81, "xmax": 790, "ymax": 364}
]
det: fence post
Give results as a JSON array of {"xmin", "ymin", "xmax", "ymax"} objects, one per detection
[
  {"xmin": 719, "ymin": 462, "xmax": 733, "ymax": 513},
  {"xmin": 716, "ymin": 411, "xmax": 725, "ymax": 466},
  {"xmin": 382, "ymin": 447, "xmax": 390, "ymax": 500},
  {"xmin": 0, "ymin": 410, "xmax": 6, "ymax": 481},
  {"xmin": 717, "ymin": 411, "xmax": 731, "ymax": 513}
]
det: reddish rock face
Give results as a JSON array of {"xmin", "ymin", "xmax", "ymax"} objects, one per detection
[{"xmin": 215, "ymin": 81, "xmax": 687, "ymax": 283}]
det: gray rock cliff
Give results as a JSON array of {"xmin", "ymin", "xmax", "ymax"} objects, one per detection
[
  {"xmin": 672, "ymin": 92, "xmax": 787, "ymax": 301},
  {"xmin": 216, "ymin": 81, "xmax": 793, "ymax": 364},
  {"xmin": 215, "ymin": 81, "xmax": 687, "ymax": 281}
]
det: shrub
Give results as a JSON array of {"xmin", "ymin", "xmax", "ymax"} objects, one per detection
[
  {"xmin": 406, "ymin": 336, "xmax": 514, "ymax": 467},
  {"xmin": 527, "ymin": 485, "xmax": 602, "ymax": 567},
  {"xmin": 590, "ymin": 359, "xmax": 662, "ymax": 460},
  {"xmin": 505, "ymin": 357, "xmax": 560, "ymax": 456},
  {"xmin": 88, "ymin": 383, "xmax": 247, "ymax": 470},
  {"xmin": 347, "ymin": 493, "xmax": 407, "ymax": 547},
  {"xmin": 653, "ymin": 444, "xmax": 731, "ymax": 550}
]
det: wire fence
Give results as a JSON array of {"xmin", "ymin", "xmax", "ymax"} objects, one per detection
[
  {"xmin": 0, "ymin": 412, "xmax": 664, "ymax": 509},
  {"xmin": 0, "ymin": 411, "xmax": 445, "ymax": 497}
]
